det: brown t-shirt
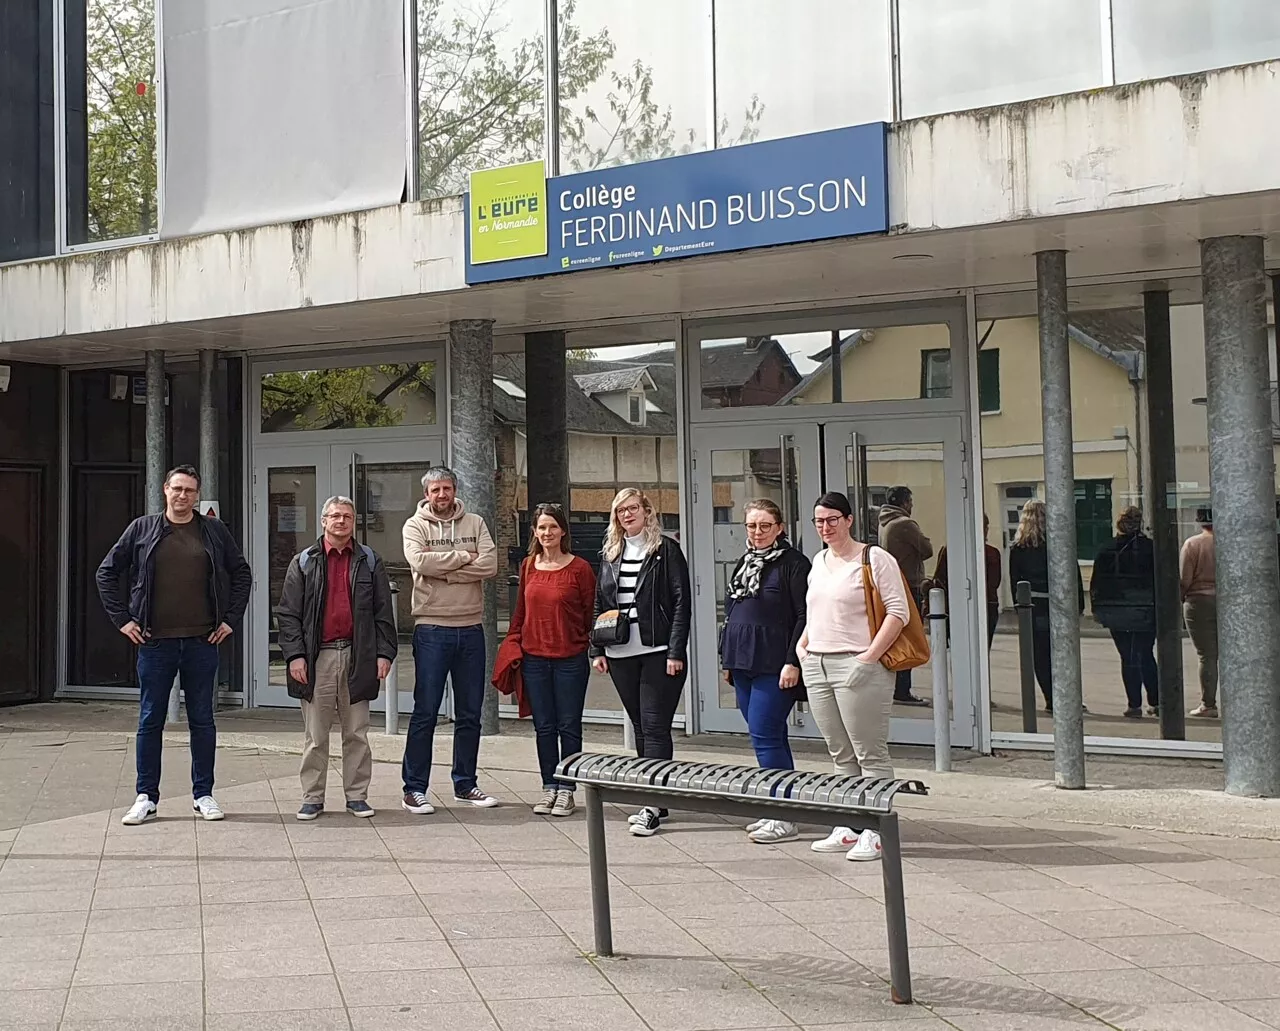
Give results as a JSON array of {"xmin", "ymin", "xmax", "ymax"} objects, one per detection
[{"xmin": 150, "ymin": 518, "xmax": 214, "ymax": 638}]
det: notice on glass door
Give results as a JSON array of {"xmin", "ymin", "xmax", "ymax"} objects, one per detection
[{"xmin": 277, "ymin": 505, "xmax": 306, "ymax": 534}]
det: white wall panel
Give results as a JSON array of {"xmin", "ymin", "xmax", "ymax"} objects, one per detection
[{"xmin": 161, "ymin": 0, "xmax": 407, "ymax": 238}]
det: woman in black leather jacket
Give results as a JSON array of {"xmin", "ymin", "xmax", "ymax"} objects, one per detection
[{"xmin": 590, "ymin": 487, "xmax": 691, "ymax": 837}]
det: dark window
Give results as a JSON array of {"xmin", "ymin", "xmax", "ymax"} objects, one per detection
[
  {"xmin": 1075, "ymin": 479, "xmax": 1113, "ymax": 562},
  {"xmin": 713, "ymin": 506, "xmax": 733, "ymax": 524},
  {"xmin": 978, "ymin": 348, "xmax": 1001, "ymax": 412}
]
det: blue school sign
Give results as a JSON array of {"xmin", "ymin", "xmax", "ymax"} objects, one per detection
[{"xmin": 464, "ymin": 122, "xmax": 889, "ymax": 285}]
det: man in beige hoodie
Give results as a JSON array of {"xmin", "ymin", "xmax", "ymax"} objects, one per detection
[{"xmin": 400, "ymin": 467, "xmax": 499, "ymax": 812}]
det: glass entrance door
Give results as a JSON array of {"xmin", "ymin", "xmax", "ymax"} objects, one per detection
[
  {"xmin": 690, "ymin": 416, "xmax": 976, "ymax": 748},
  {"xmin": 252, "ymin": 440, "xmax": 443, "ymax": 709}
]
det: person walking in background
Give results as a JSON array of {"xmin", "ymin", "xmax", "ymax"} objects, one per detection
[
  {"xmin": 1091, "ymin": 506, "xmax": 1159, "ymax": 718},
  {"xmin": 505, "ymin": 503, "xmax": 596, "ymax": 818},
  {"xmin": 878, "ymin": 485, "xmax": 931, "ymax": 706},
  {"xmin": 798, "ymin": 492, "xmax": 909, "ymax": 862},
  {"xmin": 1181, "ymin": 508, "xmax": 1218, "ymax": 718},
  {"xmin": 1008, "ymin": 499, "xmax": 1084, "ymax": 714},
  {"xmin": 719, "ymin": 499, "xmax": 810, "ymax": 844},
  {"xmin": 276, "ymin": 495, "xmax": 397, "ymax": 821},
  {"xmin": 401, "ymin": 467, "xmax": 500, "ymax": 813},
  {"xmin": 929, "ymin": 514, "xmax": 1002, "ymax": 648},
  {"xmin": 591, "ymin": 488, "xmax": 691, "ymax": 837},
  {"xmin": 96, "ymin": 464, "xmax": 252, "ymax": 826}
]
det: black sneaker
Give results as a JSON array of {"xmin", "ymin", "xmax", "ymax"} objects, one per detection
[
  {"xmin": 296, "ymin": 803, "xmax": 323, "ymax": 821},
  {"xmin": 1123, "ymin": 707, "xmax": 1144, "ymax": 718},
  {"xmin": 629, "ymin": 808, "xmax": 662, "ymax": 837},
  {"xmin": 894, "ymin": 694, "xmax": 931, "ymax": 707},
  {"xmin": 346, "ymin": 800, "xmax": 375, "ymax": 818},
  {"xmin": 628, "ymin": 806, "xmax": 668, "ymax": 825}
]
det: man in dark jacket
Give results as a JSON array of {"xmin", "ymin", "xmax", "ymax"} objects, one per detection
[
  {"xmin": 276, "ymin": 495, "xmax": 397, "ymax": 820},
  {"xmin": 96, "ymin": 464, "xmax": 252, "ymax": 826}
]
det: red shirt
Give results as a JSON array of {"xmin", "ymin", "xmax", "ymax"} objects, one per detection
[
  {"xmin": 321, "ymin": 539, "xmax": 354, "ymax": 642},
  {"xmin": 507, "ymin": 555, "xmax": 597, "ymax": 658}
]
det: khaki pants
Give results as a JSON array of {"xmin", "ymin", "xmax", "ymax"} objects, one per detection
[
  {"xmin": 801, "ymin": 653, "xmax": 895, "ymax": 779},
  {"xmin": 1183, "ymin": 595, "xmax": 1219, "ymax": 709},
  {"xmin": 300, "ymin": 646, "xmax": 372, "ymax": 803}
]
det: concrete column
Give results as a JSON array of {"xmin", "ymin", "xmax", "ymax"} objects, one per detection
[
  {"xmin": 1036, "ymin": 250, "xmax": 1085, "ymax": 789},
  {"xmin": 144, "ymin": 350, "xmax": 166, "ymax": 514},
  {"xmin": 198, "ymin": 350, "xmax": 219, "ymax": 507},
  {"xmin": 543, "ymin": 0, "xmax": 560, "ymax": 175},
  {"xmin": 450, "ymin": 319, "xmax": 501, "ymax": 736},
  {"xmin": 1202, "ymin": 237, "xmax": 1280, "ymax": 797},
  {"xmin": 525, "ymin": 331, "xmax": 569, "ymax": 512},
  {"xmin": 1143, "ymin": 290, "xmax": 1185, "ymax": 740}
]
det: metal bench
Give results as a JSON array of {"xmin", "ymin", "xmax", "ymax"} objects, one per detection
[{"xmin": 555, "ymin": 752, "xmax": 929, "ymax": 1004}]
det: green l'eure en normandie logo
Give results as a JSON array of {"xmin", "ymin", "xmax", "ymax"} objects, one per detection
[{"xmin": 470, "ymin": 161, "xmax": 548, "ymax": 264}]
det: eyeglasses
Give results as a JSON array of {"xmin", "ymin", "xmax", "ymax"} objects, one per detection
[
  {"xmin": 813, "ymin": 515, "xmax": 848, "ymax": 528},
  {"xmin": 745, "ymin": 522, "xmax": 778, "ymax": 532},
  {"xmin": 616, "ymin": 503, "xmax": 643, "ymax": 518},
  {"xmin": 167, "ymin": 487, "xmax": 198, "ymax": 496}
]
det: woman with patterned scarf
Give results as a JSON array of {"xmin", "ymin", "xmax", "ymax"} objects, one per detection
[{"xmin": 719, "ymin": 498, "xmax": 811, "ymax": 844}]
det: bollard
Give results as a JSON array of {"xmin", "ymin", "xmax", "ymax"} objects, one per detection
[
  {"xmin": 385, "ymin": 581, "xmax": 400, "ymax": 735},
  {"xmin": 928, "ymin": 588, "xmax": 950, "ymax": 772},
  {"xmin": 1014, "ymin": 581, "xmax": 1038, "ymax": 733}
]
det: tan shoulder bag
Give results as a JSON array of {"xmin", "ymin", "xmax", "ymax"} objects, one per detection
[{"xmin": 860, "ymin": 546, "xmax": 931, "ymax": 672}]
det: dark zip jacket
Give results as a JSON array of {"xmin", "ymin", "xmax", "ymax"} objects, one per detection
[
  {"xmin": 1090, "ymin": 532, "xmax": 1157, "ymax": 633},
  {"xmin": 274, "ymin": 539, "xmax": 398, "ymax": 703},
  {"xmin": 591, "ymin": 535, "xmax": 691, "ymax": 661},
  {"xmin": 95, "ymin": 513, "xmax": 252, "ymax": 634}
]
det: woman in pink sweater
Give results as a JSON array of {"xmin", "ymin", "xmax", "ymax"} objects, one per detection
[{"xmin": 797, "ymin": 491, "xmax": 909, "ymax": 862}]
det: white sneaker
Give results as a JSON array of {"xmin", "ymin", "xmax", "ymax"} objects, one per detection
[
  {"xmin": 121, "ymin": 794, "xmax": 157, "ymax": 826},
  {"xmin": 628, "ymin": 807, "xmax": 668, "ymax": 825},
  {"xmin": 193, "ymin": 795, "xmax": 225, "ymax": 821},
  {"xmin": 532, "ymin": 789, "xmax": 558, "ymax": 816},
  {"xmin": 745, "ymin": 818, "xmax": 768, "ymax": 833},
  {"xmin": 811, "ymin": 826, "xmax": 859, "ymax": 853},
  {"xmin": 749, "ymin": 820, "xmax": 799, "ymax": 844},
  {"xmin": 846, "ymin": 829, "xmax": 883, "ymax": 862}
]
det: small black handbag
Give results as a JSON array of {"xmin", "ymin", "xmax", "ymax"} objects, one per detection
[{"xmin": 591, "ymin": 608, "xmax": 630, "ymax": 648}]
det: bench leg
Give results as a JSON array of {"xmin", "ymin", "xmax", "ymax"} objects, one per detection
[
  {"xmin": 878, "ymin": 812, "xmax": 912, "ymax": 1004},
  {"xmin": 584, "ymin": 784, "xmax": 614, "ymax": 957}
]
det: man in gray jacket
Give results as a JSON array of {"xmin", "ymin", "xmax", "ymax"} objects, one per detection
[
  {"xmin": 276, "ymin": 495, "xmax": 397, "ymax": 820},
  {"xmin": 878, "ymin": 485, "xmax": 932, "ymax": 706}
]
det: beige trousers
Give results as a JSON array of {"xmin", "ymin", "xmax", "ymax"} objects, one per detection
[
  {"xmin": 300, "ymin": 646, "xmax": 372, "ymax": 803},
  {"xmin": 801, "ymin": 652, "xmax": 895, "ymax": 779}
]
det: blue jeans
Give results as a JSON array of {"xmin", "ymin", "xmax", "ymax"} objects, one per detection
[
  {"xmin": 135, "ymin": 636, "xmax": 219, "ymax": 802},
  {"xmin": 732, "ymin": 671, "xmax": 797, "ymax": 772},
  {"xmin": 522, "ymin": 653, "xmax": 589, "ymax": 790},
  {"xmin": 403, "ymin": 624, "xmax": 486, "ymax": 796},
  {"xmin": 1110, "ymin": 630, "xmax": 1159, "ymax": 710}
]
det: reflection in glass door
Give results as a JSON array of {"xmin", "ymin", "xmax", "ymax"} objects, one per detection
[
  {"xmin": 691, "ymin": 426, "xmax": 823, "ymax": 738},
  {"xmin": 252, "ymin": 441, "xmax": 442, "ymax": 709},
  {"xmin": 692, "ymin": 417, "xmax": 976, "ymax": 748}
]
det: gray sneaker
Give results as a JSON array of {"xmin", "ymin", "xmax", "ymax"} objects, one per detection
[
  {"xmin": 532, "ymin": 789, "xmax": 557, "ymax": 816},
  {"xmin": 551, "ymin": 790, "xmax": 576, "ymax": 817}
]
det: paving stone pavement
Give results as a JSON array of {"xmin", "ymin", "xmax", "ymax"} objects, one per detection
[{"xmin": 3, "ymin": 714, "xmax": 1280, "ymax": 1030}]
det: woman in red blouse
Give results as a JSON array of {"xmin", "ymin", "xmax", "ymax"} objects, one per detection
[{"xmin": 506, "ymin": 503, "xmax": 597, "ymax": 817}]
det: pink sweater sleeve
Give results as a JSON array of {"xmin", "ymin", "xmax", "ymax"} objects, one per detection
[{"xmin": 870, "ymin": 548, "xmax": 910, "ymax": 624}]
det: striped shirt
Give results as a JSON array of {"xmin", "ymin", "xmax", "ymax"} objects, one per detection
[{"xmin": 605, "ymin": 535, "xmax": 666, "ymax": 659}]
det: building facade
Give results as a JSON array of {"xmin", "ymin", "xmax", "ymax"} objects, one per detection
[{"xmin": 4, "ymin": 1, "xmax": 1280, "ymax": 790}]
